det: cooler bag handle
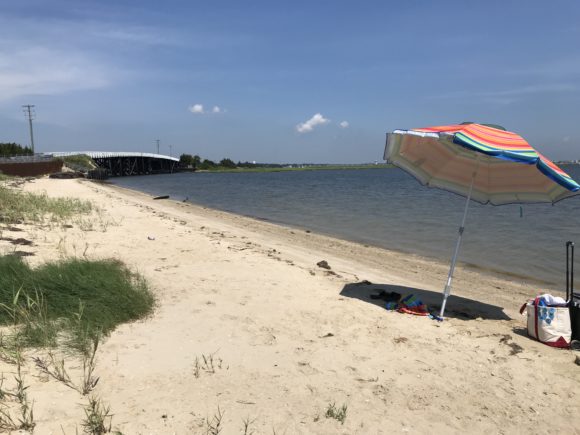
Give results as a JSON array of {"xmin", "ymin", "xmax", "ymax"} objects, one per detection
[{"xmin": 534, "ymin": 296, "xmax": 541, "ymax": 340}]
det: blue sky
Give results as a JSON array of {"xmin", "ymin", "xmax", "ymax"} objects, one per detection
[{"xmin": 1, "ymin": 1, "xmax": 579, "ymax": 163}]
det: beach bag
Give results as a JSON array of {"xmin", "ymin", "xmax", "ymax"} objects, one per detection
[{"xmin": 524, "ymin": 297, "xmax": 571, "ymax": 348}]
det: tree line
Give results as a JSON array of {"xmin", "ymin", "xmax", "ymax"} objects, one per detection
[
  {"xmin": 179, "ymin": 154, "xmax": 285, "ymax": 170},
  {"xmin": 0, "ymin": 143, "xmax": 33, "ymax": 157}
]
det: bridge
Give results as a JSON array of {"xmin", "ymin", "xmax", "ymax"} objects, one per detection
[{"xmin": 48, "ymin": 151, "xmax": 179, "ymax": 177}]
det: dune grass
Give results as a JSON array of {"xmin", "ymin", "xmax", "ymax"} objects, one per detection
[
  {"xmin": 0, "ymin": 255, "xmax": 154, "ymax": 352},
  {"xmin": 0, "ymin": 185, "xmax": 92, "ymax": 224},
  {"xmin": 61, "ymin": 154, "xmax": 97, "ymax": 172}
]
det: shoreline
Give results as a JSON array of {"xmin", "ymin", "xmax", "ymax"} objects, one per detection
[
  {"xmin": 1, "ymin": 177, "xmax": 578, "ymax": 433},
  {"xmin": 110, "ymin": 180, "xmax": 559, "ymax": 291},
  {"xmin": 109, "ymin": 169, "xmax": 571, "ymax": 289},
  {"xmin": 191, "ymin": 164, "xmax": 394, "ymax": 173}
]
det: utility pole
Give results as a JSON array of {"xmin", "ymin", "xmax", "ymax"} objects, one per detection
[
  {"xmin": 169, "ymin": 144, "xmax": 172, "ymax": 157},
  {"xmin": 22, "ymin": 105, "xmax": 35, "ymax": 154},
  {"xmin": 156, "ymin": 139, "xmax": 160, "ymax": 155}
]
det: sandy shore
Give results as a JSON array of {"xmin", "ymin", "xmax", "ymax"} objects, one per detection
[{"xmin": 1, "ymin": 177, "xmax": 579, "ymax": 434}]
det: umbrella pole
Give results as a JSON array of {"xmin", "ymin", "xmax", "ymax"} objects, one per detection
[{"xmin": 439, "ymin": 173, "xmax": 476, "ymax": 318}]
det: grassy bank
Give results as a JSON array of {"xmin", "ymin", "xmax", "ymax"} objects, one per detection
[
  {"xmin": 0, "ymin": 178, "xmax": 153, "ymax": 431},
  {"xmin": 0, "ymin": 184, "xmax": 92, "ymax": 224},
  {"xmin": 61, "ymin": 154, "xmax": 97, "ymax": 172},
  {"xmin": 0, "ymin": 255, "xmax": 154, "ymax": 351}
]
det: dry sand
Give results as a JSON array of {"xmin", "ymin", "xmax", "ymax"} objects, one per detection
[{"xmin": 1, "ymin": 177, "xmax": 579, "ymax": 434}]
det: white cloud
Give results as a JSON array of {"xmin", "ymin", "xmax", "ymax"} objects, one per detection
[
  {"xmin": 339, "ymin": 121, "xmax": 349, "ymax": 128},
  {"xmin": 188, "ymin": 104, "xmax": 226, "ymax": 115},
  {"xmin": 296, "ymin": 113, "xmax": 330, "ymax": 133},
  {"xmin": 0, "ymin": 46, "xmax": 111, "ymax": 102},
  {"xmin": 189, "ymin": 104, "xmax": 204, "ymax": 114}
]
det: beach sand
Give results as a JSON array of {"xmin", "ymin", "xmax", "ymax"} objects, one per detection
[{"xmin": 1, "ymin": 177, "xmax": 579, "ymax": 434}]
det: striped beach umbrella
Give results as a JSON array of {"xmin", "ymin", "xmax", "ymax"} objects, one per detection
[{"xmin": 385, "ymin": 123, "xmax": 580, "ymax": 317}]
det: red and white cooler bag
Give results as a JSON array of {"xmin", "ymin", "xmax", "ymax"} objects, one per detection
[{"xmin": 522, "ymin": 297, "xmax": 571, "ymax": 348}]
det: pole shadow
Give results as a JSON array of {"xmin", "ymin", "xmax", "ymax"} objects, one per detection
[{"xmin": 341, "ymin": 281, "xmax": 511, "ymax": 321}]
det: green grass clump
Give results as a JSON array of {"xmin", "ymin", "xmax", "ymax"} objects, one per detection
[
  {"xmin": 81, "ymin": 396, "xmax": 113, "ymax": 434},
  {"xmin": 0, "ymin": 185, "xmax": 92, "ymax": 224},
  {"xmin": 0, "ymin": 255, "xmax": 154, "ymax": 350},
  {"xmin": 0, "ymin": 172, "xmax": 13, "ymax": 182},
  {"xmin": 325, "ymin": 403, "xmax": 347, "ymax": 425}
]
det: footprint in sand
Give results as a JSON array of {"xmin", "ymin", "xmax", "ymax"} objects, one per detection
[
  {"xmin": 372, "ymin": 383, "xmax": 390, "ymax": 403},
  {"xmin": 247, "ymin": 326, "xmax": 277, "ymax": 346},
  {"xmin": 297, "ymin": 361, "xmax": 320, "ymax": 375},
  {"xmin": 407, "ymin": 392, "xmax": 429, "ymax": 411}
]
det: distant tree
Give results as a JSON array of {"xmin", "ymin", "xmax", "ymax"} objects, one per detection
[
  {"xmin": 179, "ymin": 153, "xmax": 203, "ymax": 169},
  {"xmin": 199, "ymin": 159, "xmax": 216, "ymax": 170},
  {"xmin": 179, "ymin": 153, "xmax": 194, "ymax": 167},
  {"xmin": 0, "ymin": 143, "xmax": 32, "ymax": 157},
  {"xmin": 219, "ymin": 158, "xmax": 236, "ymax": 168}
]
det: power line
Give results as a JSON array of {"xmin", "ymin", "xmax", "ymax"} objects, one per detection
[{"xmin": 22, "ymin": 105, "xmax": 35, "ymax": 153}]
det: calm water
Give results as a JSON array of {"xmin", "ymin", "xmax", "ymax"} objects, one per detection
[{"xmin": 112, "ymin": 166, "xmax": 580, "ymax": 286}]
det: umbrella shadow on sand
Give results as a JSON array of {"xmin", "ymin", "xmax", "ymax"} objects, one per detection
[{"xmin": 340, "ymin": 282, "xmax": 511, "ymax": 321}]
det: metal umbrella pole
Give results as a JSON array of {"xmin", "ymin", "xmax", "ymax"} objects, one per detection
[{"xmin": 439, "ymin": 165, "xmax": 479, "ymax": 318}]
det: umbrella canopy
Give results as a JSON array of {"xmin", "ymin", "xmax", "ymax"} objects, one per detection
[
  {"xmin": 385, "ymin": 123, "xmax": 579, "ymax": 205},
  {"xmin": 385, "ymin": 123, "xmax": 580, "ymax": 317}
]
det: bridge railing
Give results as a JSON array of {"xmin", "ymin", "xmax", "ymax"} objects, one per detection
[{"xmin": 0, "ymin": 154, "xmax": 57, "ymax": 164}]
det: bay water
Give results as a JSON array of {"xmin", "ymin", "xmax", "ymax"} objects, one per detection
[{"xmin": 112, "ymin": 166, "xmax": 580, "ymax": 286}]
